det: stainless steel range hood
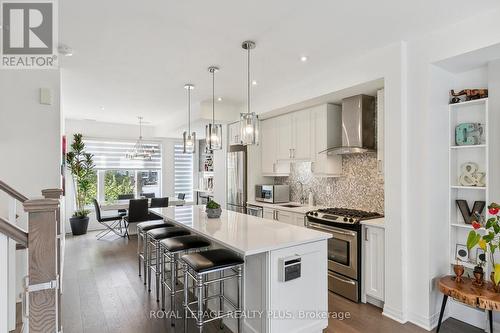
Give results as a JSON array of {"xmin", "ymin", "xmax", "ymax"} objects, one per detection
[{"xmin": 320, "ymin": 94, "xmax": 376, "ymax": 155}]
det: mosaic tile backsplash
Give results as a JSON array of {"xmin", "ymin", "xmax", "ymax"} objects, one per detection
[{"xmin": 274, "ymin": 154, "xmax": 384, "ymax": 213}]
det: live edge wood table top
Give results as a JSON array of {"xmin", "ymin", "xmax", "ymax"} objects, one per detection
[
  {"xmin": 437, "ymin": 275, "xmax": 497, "ymax": 332},
  {"xmin": 439, "ymin": 275, "xmax": 500, "ymax": 310}
]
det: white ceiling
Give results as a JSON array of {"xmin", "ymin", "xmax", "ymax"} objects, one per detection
[{"xmin": 60, "ymin": 0, "xmax": 500, "ymax": 133}]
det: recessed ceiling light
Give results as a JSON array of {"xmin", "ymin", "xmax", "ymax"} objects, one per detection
[
  {"xmin": 300, "ymin": 56, "xmax": 308, "ymax": 62},
  {"xmin": 100, "ymin": 106, "xmax": 105, "ymax": 111},
  {"xmin": 217, "ymin": 97, "xmax": 223, "ymax": 101},
  {"xmin": 252, "ymin": 80, "xmax": 257, "ymax": 86}
]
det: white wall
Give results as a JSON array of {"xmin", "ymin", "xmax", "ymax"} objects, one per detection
[
  {"xmin": 63, "ymin": 119, "xmax": 178, "ymax": 231},
  {"xmin": 404, "ymin": 8, "xmax": 500, "ymax": 330},
  {"xmin": 0, "ymin": 69, "xmax": 61, "ymax": 331}
]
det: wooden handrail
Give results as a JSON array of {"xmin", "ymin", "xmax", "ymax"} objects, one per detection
[
  {"xmin": 0, "ymin": 180, "xmax": 28, "ymax": 203},
  {"xmin": 0, "ymin": 216, "xmax": 28, "ymax": 248}
]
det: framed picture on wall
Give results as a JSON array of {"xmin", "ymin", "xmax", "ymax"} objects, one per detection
[
  {"xmin": 455, "ymin": 244, "xmax": 469, "ymax": 262},
  {"xmin": 476, "ymin": 248, "xmax": 486, "ymax": 264}
]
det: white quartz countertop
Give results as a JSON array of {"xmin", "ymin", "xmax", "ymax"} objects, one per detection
[
  {"xmin": 246, "ymin": 200, "xmax": 325, "ymax": 214},
  {"xmin": 361, "ymin": 217, "xmax": 385, "ymax": 228},
  {"xmin": 152, "ymin": 205, "xmax": 331, "ymax": 256}
]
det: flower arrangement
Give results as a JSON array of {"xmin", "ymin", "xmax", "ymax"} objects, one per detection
[{"xmin": 467, "ymin": 203, "xmax": 500, "ymax": 287}]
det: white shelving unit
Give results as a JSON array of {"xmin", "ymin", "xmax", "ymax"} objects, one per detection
[{"xmin": 448, "ymin": 98, "xmax": 489, "ymax": 269}]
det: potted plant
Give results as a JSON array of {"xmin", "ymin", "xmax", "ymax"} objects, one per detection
[
  {"xmin": 206, "ymin": 200, "xmax": 222, "ymax": 218},
  {"xmin": 467, "ymin": 203, "xmax": 500, "ymax": 290},
  {"xmin": 66, "ymin": 134, "xmax": 95, "ymax": 235}
]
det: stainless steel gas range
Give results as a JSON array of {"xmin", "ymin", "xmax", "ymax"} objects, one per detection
[{"xmin": 306, "ymin": 208, "xmax": 383, "ymax": 302}]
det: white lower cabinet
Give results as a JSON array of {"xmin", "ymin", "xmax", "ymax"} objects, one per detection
[
  {"xmin": 263, "ymin": 207, "xmax": 275, "ymax": 220},
  {"xmin": 262, "ymin": 207, "xmax": 306, "ymax": 227},
  {"xmin": 363, "ymin": 225, "xmax": 385, "ymax": 304}
]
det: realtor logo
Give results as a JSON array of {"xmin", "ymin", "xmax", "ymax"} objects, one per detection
[{"xmin": 1, "ymin": 1, "xmax": 57, "ymax": 68}]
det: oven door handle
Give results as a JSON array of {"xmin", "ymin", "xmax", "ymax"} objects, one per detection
[
  {"xmin": 329, "ymin": 272, "xmax": 356, "ymax": 285},
  {"xmin": 307, "ymin": 222, "xmax": 357, "ymax": 237}
]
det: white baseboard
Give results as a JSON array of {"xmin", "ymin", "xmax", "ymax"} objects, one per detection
[{"xmin": 382, "ymin": 305, "xmax": 406, "ymax": 324}]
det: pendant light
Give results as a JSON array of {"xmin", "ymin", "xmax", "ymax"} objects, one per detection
[
  {"xmin": 205, "ymin": 66, "xmax": 223, "ymax": 150},
  {"xmin": 239, "ymin": 40, "xmax": 259, "ymax": 145},
  {"xmin": 126, "ymin": 116, "xmax": 155, "ymax": 160},
  {"xmin": 183, "ymin": 84, "xmax": 196, "ymax": 154}
]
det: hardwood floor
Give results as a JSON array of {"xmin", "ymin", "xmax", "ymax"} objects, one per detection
[{"xmin": 62, "ymin": 231, "xmax": 481, "ymax": 333}]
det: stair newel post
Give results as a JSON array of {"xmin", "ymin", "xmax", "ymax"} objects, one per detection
[
  {"xmin": 41, "ymin": 188, "xmax": 63, "ymax": 333},
  {"xmin": 23, "ymin": 198, "xmax": 60, "ymax": 333}
]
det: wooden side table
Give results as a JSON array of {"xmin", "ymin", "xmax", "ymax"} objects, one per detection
[{"xmin": 438, "ymin": 275, "xmax": 495, "ymax": 332}]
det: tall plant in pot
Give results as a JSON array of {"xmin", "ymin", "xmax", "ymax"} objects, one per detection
[
  {"xmin": 467, "ymin": 203, "xmax": 500, "ymax": 290},
  {"xmin": 66, "ymin": 134, "xmax": 95, "ymax": 235}
]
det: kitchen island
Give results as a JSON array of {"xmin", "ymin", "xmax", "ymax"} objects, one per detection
[{"xmin": 152, "ymin": 205, "xmax": 331, "ymax": 333}]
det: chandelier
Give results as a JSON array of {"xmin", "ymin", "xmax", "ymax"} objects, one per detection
[{"xmin": 126, "ymin": 116, "xmax": 155, "ymax": 160}]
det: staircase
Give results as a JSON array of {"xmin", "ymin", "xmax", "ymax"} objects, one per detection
[{"xmin": 0, "ymin": 181, "xmax": 63, "ymax": 333}]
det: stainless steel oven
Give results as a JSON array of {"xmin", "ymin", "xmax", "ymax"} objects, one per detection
[{"xmin": 306, "ymin": 219, "xmax": 360, "ymax": 302}]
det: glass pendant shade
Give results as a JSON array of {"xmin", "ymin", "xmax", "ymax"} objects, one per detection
[
  {"xmin": 240, "ymin": 40, "xmax": 259, "ymax": 145},
  {"xmin": 205, "ymin": 123, "xmax": 223, "ymax": 150},
  {"xmin": 183, "ymin": 131, "xmax": 196, "ymax": 154},
  {"xmin": 182, "ymin": 83, "xmax": 196, "ymax": 154},
  {"xmin": 239, "ymin": 112, "xmax": 259, "ymax": 145},
  {"xmin": 206, "ymin": 66, "xmax": 223, "ymax": 150}
]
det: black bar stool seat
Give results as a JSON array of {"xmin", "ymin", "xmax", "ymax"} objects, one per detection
[
  {"xmin": 137, "ymin": 220, "xmax": 174, "ymax": 231},
  {"xmin": 159, "ymin": 235, "xmax": 212, "ymax": 318},
  {"xmin": 182, "ymin": 248, "xmax": 244, "ymax": 273},
  {"xmin": 147, "ymin": 226, "xmax": 191, "ymax": 298},
  {"xmin": 161, "ymin": 235, "xmax": 211, "ymax": 253},
  {"xmin": 147, "ymin": 226, "xmax": 190, "ymax": 240},
  {"xmin": 182, "ymin": 249, "xmax": 244, "ymax": 332}
]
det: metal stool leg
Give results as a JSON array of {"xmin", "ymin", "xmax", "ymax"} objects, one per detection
[
  {"xmin": 183, "ymin": 264, "xmax": 189, "ymax": 333},
  {"xmin": 137, "ymin": 229, "xmax": 142, "ymax": 277},
  {"xmin": 156, "ymin": 240, "xmax": 161, "ymax": 302},
  {"xmin": 161, "ymin": 247, "xmax": 166, "ymax": 310},
  {"xmin": 170, "ymin": 253, "xmax": 176, "ymax": 322},
  {"xmin": 219, "ymin": 270, "xmax": 224, "ymax": 329},
  {"xmin": 196, "ymin": 273, "xmax": 204, "ymax": 333},
  {"xmin": 237, "ymin": 266, "xmax": 242, "ymax": 333},
  {"xmin": 143, "ymin": 232, "xmax": 148, "ymax": 285},
  {"xmin": 148, "ymin": 237, "xmax": 152, "ymax": 292}
]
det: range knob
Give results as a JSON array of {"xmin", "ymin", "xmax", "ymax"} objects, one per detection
[
  {"xmin": 314, "ymin": 212, "xmax": 318, "ymax": 216},
  {"xmin": 349, "ymin": 218, "xmax": 354, "ymax": 223},
  {"xmin": 343, "ymin": 217, "xmax": 348, "ymax": 222}
]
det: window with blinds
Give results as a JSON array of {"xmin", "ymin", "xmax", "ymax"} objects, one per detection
[
  {"xmin": 83, "ymin": 139, "xmax": 161, "ymax": 170},
  {"xmin": 174, "ymin": 143, "xmax": 193, "ymax": 201}
]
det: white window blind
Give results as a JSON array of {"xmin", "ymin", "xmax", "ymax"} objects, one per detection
[
  {"xmin": 83, "ymin": 139, "xmax": 161, "ymax": 170},
  {"xmin": 174, "ymin": 143, "xmax": 193, "ymax": 201}
]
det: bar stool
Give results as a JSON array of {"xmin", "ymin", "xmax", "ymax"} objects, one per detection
[
  {"xmin": 182, "ymin": 249, "xmax": 244, "ymax": 332},
  {"xmin": 146, "ymin": 227, "xmax": 190, "ymax": 301},
  {"xmin": 160, "ymin": 235, "xmax": 211, "ymax": 318},
  {"xmin": 137, "ymin": 220, "xmax": 174, "ymax": 282}
]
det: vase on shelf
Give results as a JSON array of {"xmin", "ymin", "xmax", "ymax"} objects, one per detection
[
  {"xmin": 454, "ymin": 264, "xmax": 465, "ymax": 283},
  {"xmin": 472, "ymin": 266, "xmax": 484, "ymax": 287}
]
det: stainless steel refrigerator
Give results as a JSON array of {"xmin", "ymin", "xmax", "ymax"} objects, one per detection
[{"xmin": 226, "ymin": 145, "xmax": 247, "ymax": 213}]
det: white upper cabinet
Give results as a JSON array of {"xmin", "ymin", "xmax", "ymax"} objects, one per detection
[
  {"xmin": 228, "ymin": 122, "xmax": 240, "ymax": 146},
  {"xmin": 310, "ymin": 104, "xmax": 343, "ymax": 176},
  {"xmin": 261, "ymin": 117, "xmax": 290, "ymax": 176},
  {"xmin": 276, "ymin": 113, "xmax": 293, "ymax": 160},
  {"xmin": 260, "ymin": 104, "xmax": 342, "ymax": 177},
  {"xmin": 376, "ymin": 89, "xmax": 384, "ymax": 178},
  {"xmin": 261, "ymin": 117, "xmax": 275, "ymax": 174},
  {"xmin": 275, "ymin": 111, "xmax": 312, "ymax": 161},
  {"xmin": 290, "ymin": 110, "xmax": 312, "ymax": 160}
]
